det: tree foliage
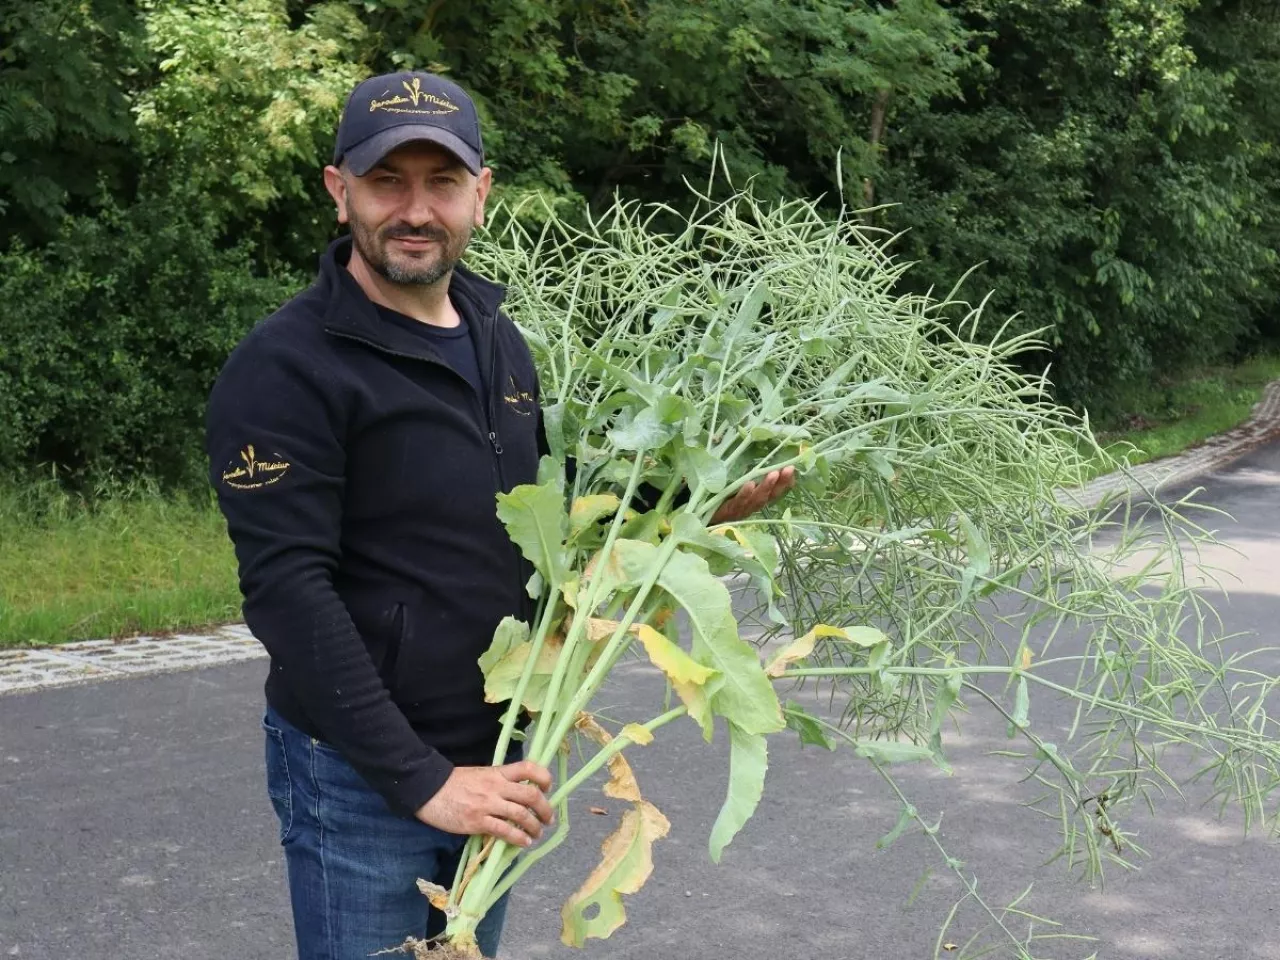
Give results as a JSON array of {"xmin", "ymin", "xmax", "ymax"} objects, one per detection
[{"xmin": 2, "ymin": 0, "xmax": 1280, "ymax": 478}]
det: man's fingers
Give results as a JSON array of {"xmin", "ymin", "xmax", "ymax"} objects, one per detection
[
  {"xmin": 502, "ymin": 781, "xmax": 556, "ymax": 824},
  {"xmin": 528, "ymin": 793, "xmax": 555, "ymax": 825},
  {"xmin": 481, "ymin": 815, "xmax": 534, "ymax": 848},
  {"xmin": 502, "ymin": 760, "xmax": 553, "ymax": 792},
  {"xmin": 497, "ymin": 800, "xmax": 544, "ymax": 841}
]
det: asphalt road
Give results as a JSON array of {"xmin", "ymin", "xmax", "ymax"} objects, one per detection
[{"xmin": 3, "ymin": 443, "xmax": 1280, "ymax": 960}]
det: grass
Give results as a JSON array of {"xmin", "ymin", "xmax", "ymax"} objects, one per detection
[
  {"xmin": 0, "ymin": 479, "xmax": 241, "ymax": 648},
  {"xmin": 1080, "ymin": 350, "xmax": 1280, "ymax": 480}
]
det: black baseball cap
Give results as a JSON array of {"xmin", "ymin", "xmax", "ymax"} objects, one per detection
[{"xmin": 333, "ymin": 72, "xmax": 484, "ymax": 176}]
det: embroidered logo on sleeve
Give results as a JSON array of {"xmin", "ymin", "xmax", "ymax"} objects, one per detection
[{"xmin": 221, "ymin": 444, "xmax": 291, "ymax": 491}]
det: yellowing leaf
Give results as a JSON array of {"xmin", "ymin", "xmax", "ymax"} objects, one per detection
[
  {"xmin": 633, "ymin": 623, "xmax": 717, "ymax": 686},
  {"xmin": 478, "ymin": 617, "xmax": 529, "ymax": 677},
  {"xmin": 1020, "ymin": 646, "xmax": 1033, "ymax": 670},
  {"xmin": 764, "ymin": 624, "xmax": 887, "ymax": 677},
  {"xmin": 763, "ymin": 629, "xmax": 817, "ymax": 677},
  {"xmin": 560, "ymin": 801, "xmax": 671, "ymax": 947},
  {"xmin": 621, "ymin": 723, "xmax": 654, "ymax": 745},
  {"xmin": 570, "ymin": 494, "xmax": 622, "ymax": 541},
  {"xmin": 484, "ymin": 638, "xmax": 563, "ymax": 713},
  {"xmin": 673, "ymin": 676, "xmax": 716, "ymax": 743},
  {"xmin": 415, "ymin": 879, "xmax": 450, "ymax": 912},
  {"xmin": 611, "ymin": 541, "xmax": 784, "ymax": 736},
  {"xmin": 581, "ymin": 547, "xmax": 641, "ymax": 605},
  {"xmin": 587, "ymin": 617, "xmax": 623, "ymax": 643},
  {"xmin": 575, "ymin": 714, "xmax": 641, "ymax": 802},
  {"xmin": 561, "ymin": 576, "xmax": 580, "ymax": 609}
]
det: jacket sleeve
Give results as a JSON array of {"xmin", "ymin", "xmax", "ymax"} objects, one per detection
[{"xmin": 206, "ymin": 331, "xmax": 453, "ymax": 816}]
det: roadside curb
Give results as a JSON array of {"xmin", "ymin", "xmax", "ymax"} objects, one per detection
[
  {"xmin": 6, "ymin": 380, "xmax": 1279, "ymax": 697},
  {"xmin": 1062, "ymin": 379, "xmax": 1280, "ymax": 511},
  {"xmin": 0, "ymin": 624, "xmax": 265, "ymax": 696}
]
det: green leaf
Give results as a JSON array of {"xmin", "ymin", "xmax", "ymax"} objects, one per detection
[
  {"xmin": 877, "ymin": 802, "xmax": 917, "ymax": 850},
  {"xmin": 854, "ymin": 740, "xmax": 933, "ymax": 765},
  {"xmin": 608, "ymin": 405, "xmax": 680, "ymax": 451},
  {"xmin": 670, "ymin": 513, "xmax": 780, "ymax": 619},
  {"xmin": 676, "ymin": 446, "xmax": 728, "ymax": 495},
  {"xmin": 478, "ymin": 617, "xmax": 530, "ymax": 677},
  {"xmin": 783, "ymin": 702, "xmax": 835, "ymax": 750},
  {"xmin": 709, "ymin": 722, "xmax": 768, "ymax": 863},
  {"xmin": 537, "ymin": 453, "xmax": 564, "ymax": 490},
  {"xmin": 1008, "ymin": 676, "xmax": 1030, "ymax": 738},
  {"xmin": 612, "ymin": 540, "xmax": 784, "ymax": 736},
  {"xmin": 726, "ymin": 280, "xmax": 769, "ymax": 345},
  {"xmin": 958, "ymin": 512, "xmax": 991, "ymax": 603},
  {"xmin": 541, "ymin": 401, "xmax": 567, "ymax": 464},
  {"xmin": 495, "ymin": 480, "xmax": 569, "ymax": 587},
  {"xmin": 929, "ymin": 671, "xmax": 962, "ymax": 739},
  {"xmin": 865, "ymin": 451, "xmax": 896, "ymax": 481}
]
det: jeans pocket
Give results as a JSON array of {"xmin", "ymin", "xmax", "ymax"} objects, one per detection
[{"xmin": 262, "ymin": 715, "xmax": 295, "ymax": 845}]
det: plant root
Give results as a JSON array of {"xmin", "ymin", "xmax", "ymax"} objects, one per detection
[{"xmin": 398, "ymin": 938, "xmax": 482, "ymax": 960}]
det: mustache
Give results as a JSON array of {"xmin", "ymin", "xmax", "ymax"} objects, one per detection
[{"xmin": 382, "ymin": 224, "xmax": 451, "ymax": 243}]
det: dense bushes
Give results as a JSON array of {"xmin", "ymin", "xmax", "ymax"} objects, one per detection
[
  {"xmin": 0, "ymin": 200, "xmax": 299, "ymax": 484},
  {"xmin": 2, "ymin": 0, "xmax": 1279, "ymax": 480}
]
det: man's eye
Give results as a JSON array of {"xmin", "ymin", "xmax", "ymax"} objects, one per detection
[
  {"xmin": 376, "ymin": 176, "xmax": 399, "ymax": 184},
  {"xmin": 433, "ymin": 176, "xmax": 456, "ymax": 186}
]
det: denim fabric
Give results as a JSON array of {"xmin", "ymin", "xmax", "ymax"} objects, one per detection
[{"xmin": 263, "ymin": 707, "xmax": 510, "ymax": 959}]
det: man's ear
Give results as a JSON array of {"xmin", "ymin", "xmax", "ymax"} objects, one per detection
[
  {"xmin": 473, "ymin": 166, "xmax": 493, "ymax": 228},
  {"xmin": 322, "ymin": 164, "xmax": 350, "ymax": 225}
]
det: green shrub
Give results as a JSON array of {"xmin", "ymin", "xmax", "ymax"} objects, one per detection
[{"xmin": 0, "ymin": 197, "xmax": 301, "ymax": 485}]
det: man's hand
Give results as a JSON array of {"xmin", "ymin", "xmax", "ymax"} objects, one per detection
[
  {"xmin": 416, "ymin": 760, "xmax": 555, "ymax": 847},
  {"xmin": 710, "ymin": 466, "xmax": 797, "ymax": 525}
]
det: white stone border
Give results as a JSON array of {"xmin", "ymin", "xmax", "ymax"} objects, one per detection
[{"xmin": 0, "ymin": 625, "xmax": 265, "ymax": 696}]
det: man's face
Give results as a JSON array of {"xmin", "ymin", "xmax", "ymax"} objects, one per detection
[{"xmin": 324, "ymin": 141, "xmax": 491, "ymax": 287}]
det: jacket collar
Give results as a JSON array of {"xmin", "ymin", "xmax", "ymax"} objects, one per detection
[{"xmin": 317, "ymin": 235, "xmax": 507, "ymax": 359}]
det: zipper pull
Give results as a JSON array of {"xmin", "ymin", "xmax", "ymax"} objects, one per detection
[{"xmin": 488, "ymin": 431, "xmax": 504, "ymax": 455}]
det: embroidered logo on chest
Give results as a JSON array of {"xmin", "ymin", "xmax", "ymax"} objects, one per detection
[{"xmin": 503, "ymin": 375, "xmax": 535, "ymax": 417}]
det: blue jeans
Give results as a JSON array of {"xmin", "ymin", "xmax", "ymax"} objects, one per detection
[{"xmin": 263, "ymin": 707, "xmax": 510, "ymax": 958}]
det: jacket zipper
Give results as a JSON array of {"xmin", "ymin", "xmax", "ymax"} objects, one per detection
[{"xmin": 484, "ymin": 305, "xmax": 505, "ymax": 473}]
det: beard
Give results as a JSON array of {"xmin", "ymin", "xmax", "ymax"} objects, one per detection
[{"xmin": 348, "ymin": 206, "xmax": 472, "ymax": 287}]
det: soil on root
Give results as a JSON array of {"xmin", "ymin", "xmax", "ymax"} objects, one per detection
[{"xmin": 399, "ymin": 939, "xmax": 482, "ymax": 960}]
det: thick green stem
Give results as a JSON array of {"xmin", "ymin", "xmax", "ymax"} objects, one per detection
[
  {"xmin": 476, "ymin": 739, "xmax": 575, "ymax": 917},
  {"xmin": 527, "ymin": 456, "xmax": 647, "ymax": 761},
  {"xmin": 536, "ymin": 532, "xmax": 686, "ymax": 764}
]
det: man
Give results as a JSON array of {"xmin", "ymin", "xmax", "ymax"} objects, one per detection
[{"xmin": 206, "ymin": 71, "xmax": 793, "ymax": 959}]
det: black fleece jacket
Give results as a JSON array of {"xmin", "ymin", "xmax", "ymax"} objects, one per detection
[{"xmin": 206, "ymin": 237, "xmax": 542, "ymax": 817}]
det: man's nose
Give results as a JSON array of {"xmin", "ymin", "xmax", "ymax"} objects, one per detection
[{"xmin": 399, "ymin": 184, "xmax": 436, "ymax": 226}]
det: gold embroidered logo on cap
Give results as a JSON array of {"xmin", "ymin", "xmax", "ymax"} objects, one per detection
[
  {"xmin": 369, "ymin": 77, "xmax": 460, "ymax": 116},
  {"xmin": 221, "ymin": 444, "xmax": 291, "ymax": 491}
]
